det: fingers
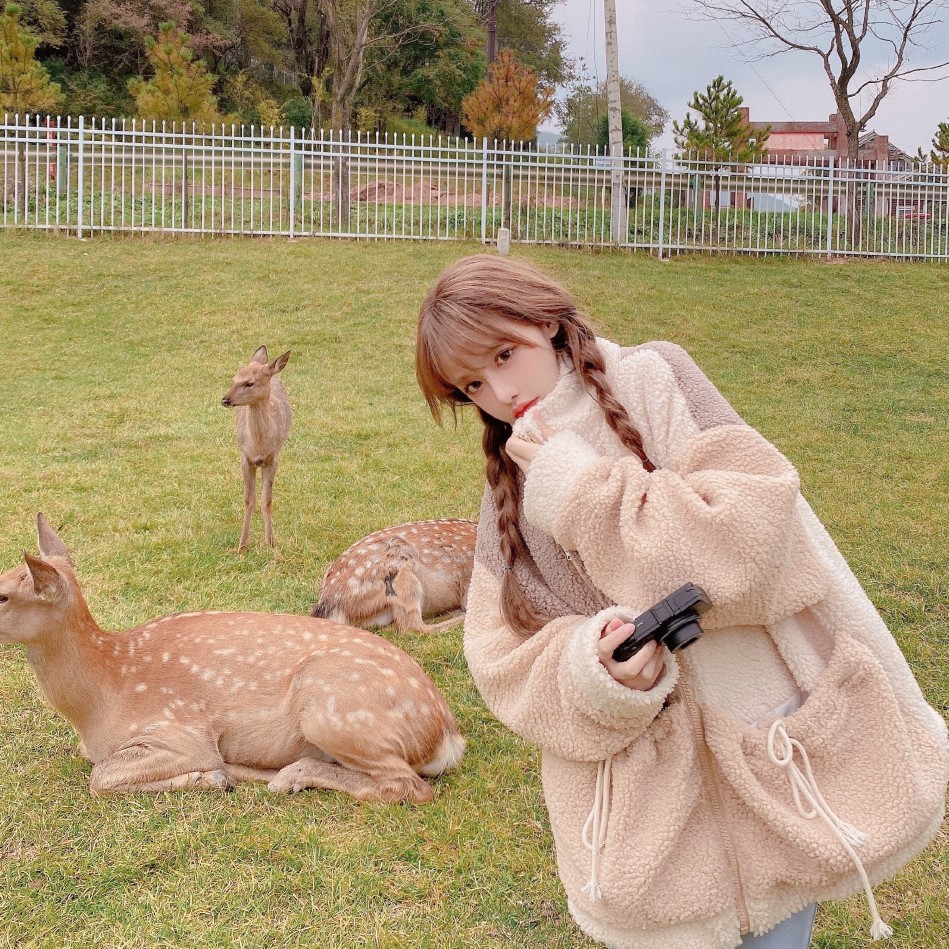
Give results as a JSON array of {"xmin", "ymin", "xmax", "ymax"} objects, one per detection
[
  {"xmin": 598, "ymin": 620, "xmax": 665, "ymax": 691},
  {"xmin": 505, "ymin": 435, "xmax": 541, "ymax": 472}
]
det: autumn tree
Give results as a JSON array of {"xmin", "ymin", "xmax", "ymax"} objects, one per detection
[
  {"xmin": 0, "ymin": 2, "xmax": 61, "ymax": 114},
  {"xmin": 931, "ymin": 121, "xmax": 949, "ymax": 164},
  {"xmin": 673, "ymin": 75, "xmax": 769, "ymax": 212},
  {"xmin": 556, "ymin": 75, "xmax": 668, "ymax": 147},
  {"xmin": 128, "ymin": 22, "xmax": 221, "ymax": 123},
  {"xmin": 689, "ymin": 0, "xmax": 949, "ymax": 163},
  {"xmin": 0, "ymin": 3, "xmax": 61, "ymax": 215},
  {"xmin": 462, "ymin": 48, "xmax": 553, "ymax": 142}
]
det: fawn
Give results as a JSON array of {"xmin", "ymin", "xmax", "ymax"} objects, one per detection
[
  {"xmin": 221, "ymin": 345, "xmax": 292, "ymax": 553},
  {"xmin": 312, "ymin": 519, "xmax": 477, "ymax": 634},
  {"xmin": 0, "ymin": 514, "xmax": 465, "ymax": 802}
]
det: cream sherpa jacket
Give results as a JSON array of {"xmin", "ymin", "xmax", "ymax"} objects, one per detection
[{"xmin": 464, "ymin": 339, "xmax": 948, "ymax": 949}]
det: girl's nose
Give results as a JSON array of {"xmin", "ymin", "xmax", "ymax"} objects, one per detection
[{"xmin": 486, "ymin": 377, "xmax": 517, "ymax": 407}]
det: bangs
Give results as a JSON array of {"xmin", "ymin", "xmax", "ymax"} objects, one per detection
[{"xmin": 418, "ymin": 305, "xmax": 541, "ymax": 405}]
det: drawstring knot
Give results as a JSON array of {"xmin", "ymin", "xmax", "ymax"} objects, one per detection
[
  {"xmin": 581, "ymin": 756, "xmax": 613, "ymax": 902},
  {"xmin": 767, "ymin": 720, "xmax": 893, "ymax": 941}
]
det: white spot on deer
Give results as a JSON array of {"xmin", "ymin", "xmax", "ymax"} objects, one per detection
[
  {"xmin": 178, "ymin": 612, "xmax": 202, "ymax": 619},
  {"xmin": 349, "ymin": 671, "xmax": 360, "ymax": 682},
  {"xmin": 346, "ymin": 709, "xmax": 374, "ymax": 724},
  {"xmin": 135, "ymin": 683, "xmax": 148, "ymax": 693},
  {"xmin": 163, "ymin": 708, "xmax": 176, "ymax": 720},
  {"xmin": 214, "ymin": 647, "xmax": 236, "ymax": 656},
  {"xmin": 380, "ymin": 667, "xmax": 395, "ymax": 677},
  {"xmin": 162, "ymin": 653, "xmax": 170, "ymax": 662}
]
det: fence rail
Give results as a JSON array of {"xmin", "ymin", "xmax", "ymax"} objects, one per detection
[{"xmin": 3, "ymin": 114, "xmax": 948, "ymax": 260}]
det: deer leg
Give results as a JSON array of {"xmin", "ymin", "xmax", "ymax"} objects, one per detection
[
  {"xmin": 89, "ymin": 730, "xmax": 232, "ymax": 796},
  {"xmin": 260, "ymin": 458, "xmax": 278, "ymax": 553},
  {"xmin": 268, "ymin": 755, "xmax": 433, "ymax": 804},
  {"xmin": 238, "ymin": 455, "xmax": 256, "ymax": 553},
  {"xmin": 389, "ymin": 567, "xmax": 461, "ymax": 634}
]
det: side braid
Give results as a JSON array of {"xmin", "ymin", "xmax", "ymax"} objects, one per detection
[{"xmin": 483, "ymin": 415, "xmax": 551, "ymax": 636}]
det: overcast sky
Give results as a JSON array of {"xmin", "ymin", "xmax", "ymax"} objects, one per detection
[{"xmin": 544, "ymin": 0, "xmax": 949, "ymax": 156}]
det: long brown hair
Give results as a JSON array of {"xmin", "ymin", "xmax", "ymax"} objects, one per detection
[{"xmin": 416, "ymin": 255, "xmax": 653, "ymax": 636}]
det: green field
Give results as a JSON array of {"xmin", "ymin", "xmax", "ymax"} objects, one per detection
[{"xmin": 0, "ymin": 233, "xmax": 945, "ymax": 948}]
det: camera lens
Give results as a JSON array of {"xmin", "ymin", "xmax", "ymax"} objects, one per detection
[{"xmin": 661, "ymin": 613, "xmax": 703, "ymax": 652}]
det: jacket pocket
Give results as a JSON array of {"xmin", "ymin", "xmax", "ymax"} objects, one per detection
[{"xmin": 702, "ymin": 631, "xmax": 948, "ymax": 899}]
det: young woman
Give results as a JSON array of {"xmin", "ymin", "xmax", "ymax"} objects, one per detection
[{"xmin": 416, "ymin": 254, "xmax": 947, "ymax": 949}]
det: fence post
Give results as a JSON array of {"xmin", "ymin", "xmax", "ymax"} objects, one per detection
[
  {"xmin": 825, "ymin": 155, "xmax": 834, "ymax": 259},
  {"xmin": 288, "ymin": 124, "xmax": 296, "ymax": 239},
  {"xmin": 481, "ymin": 137, "xmax": 489, "ymax": 244},
  {"xmin": 77, "ymin": 114, "xmax": 85, "ymax": 239},
  {"xmin": 657, "ymin": 149, "xmax": 668, "ymax": 260}
]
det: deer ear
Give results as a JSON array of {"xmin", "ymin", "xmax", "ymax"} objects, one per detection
[
  {"xmin": 251, "ymin": 345, "xmax": 269, "ymax": 364},
  {"xmin": 24, "ymin": 552, "xmax": 65, "ymax": 603},
  {"xmin": 37, "ymin": 512, "xmax": 73, "ymax": 564},
  {"xmin": 270, "ymin": 350, "xmax": 291, "ymax": 374}
]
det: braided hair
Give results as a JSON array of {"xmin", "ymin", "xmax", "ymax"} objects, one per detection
[{"xmin": 417, "ymin": 255, "xmax": 653, "ymax": 636}]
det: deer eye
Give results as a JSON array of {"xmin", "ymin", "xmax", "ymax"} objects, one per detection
[
  {"xmin": 0, "ymin": 595, "xmax": 7, "ymax": 603},
  {"xmin": 244, "ymin": 381, "xmax": 254, "ymax": 387}
]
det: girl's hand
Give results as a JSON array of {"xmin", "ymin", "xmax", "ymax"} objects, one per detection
[
  {"xmin": 597, "ymin": 617, "xmax": 665, "ymax": 690},
  {"xmin": 505, "ymin": 435, "xmax": 542, "ymax": 472},
  {"xmin": 506, "ymin": 413, "xmax": 551, "ymax": 473}
]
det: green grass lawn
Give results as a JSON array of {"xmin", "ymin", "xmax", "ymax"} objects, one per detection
[{"xmin": 0, "ymin": 232, "xmax": 945, "ymax": 948}]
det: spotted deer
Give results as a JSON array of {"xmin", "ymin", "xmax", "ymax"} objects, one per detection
[
  {"xmin": 221, "ymin": 345, "xmax": 292, "ymax": 553},
  {"xmin": 0, "ymin": 514, "xmax": 465, "ymax": 802},
  {"xmin": 312, "ymin": 519, "xmax": 478, "ymax": 634}
]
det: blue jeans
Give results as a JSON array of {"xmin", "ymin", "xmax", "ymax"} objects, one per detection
[
  {"xmin": 739, "ymin": 904, "xmax": 818, "ymax": 948},
  {"xmin": 607, "ymin": 904, "xmax": 818, "ymax": 949}
]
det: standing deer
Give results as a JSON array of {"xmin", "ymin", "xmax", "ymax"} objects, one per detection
[
  {"xmin": 0, "ymin": 514, "xmax": 465, "ymax": 802},
  {"xmin": 312, "ymin": 519, "xmax": 477, "ymax": 634},
  {"xmin": 221, "ymin": 345, "xmax": 292, "ymax": 553}
]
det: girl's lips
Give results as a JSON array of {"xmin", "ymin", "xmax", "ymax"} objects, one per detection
[{"xmin": 514, "ymin": 399, "xmax": 538, "ymax": 420}]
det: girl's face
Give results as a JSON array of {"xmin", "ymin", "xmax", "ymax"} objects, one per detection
[{"xmin": 444, "ymin": 319, "xmax": 561, "ymax": 425}]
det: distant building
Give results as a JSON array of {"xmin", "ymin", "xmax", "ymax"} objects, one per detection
[{"xmin": 740, "ymin": 108, "xmax": 914, "ymax": 169}]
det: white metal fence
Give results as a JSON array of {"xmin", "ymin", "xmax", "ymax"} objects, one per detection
[{"xmin": 3, "ymin": 114, "xmax": 948, "ymax": 260}]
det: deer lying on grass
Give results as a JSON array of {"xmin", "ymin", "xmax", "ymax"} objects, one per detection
[
  {"xmin": 0, "ymin": 514, "xmax": 465, "ymax": 802},
  {"xmin": 312, "ymin": 519, "xmax": 477, "ymax": 634},
  {"xmin": 221, "ymin": 345, "xmax": 292, "ymax": 553}
]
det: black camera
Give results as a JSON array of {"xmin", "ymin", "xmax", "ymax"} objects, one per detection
[{"xmin": 611, "ymin": 583, "xmax": 711, "ymax": 662}]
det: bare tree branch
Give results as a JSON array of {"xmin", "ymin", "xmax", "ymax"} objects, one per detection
[{"xmin": 688, "ymin": 0, "xmax": 949, "ymax": 159}]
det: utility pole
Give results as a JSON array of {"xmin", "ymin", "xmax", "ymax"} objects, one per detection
[{"xmin": 603, "ymin": 0, "xmax": 627, "ymax": 242}]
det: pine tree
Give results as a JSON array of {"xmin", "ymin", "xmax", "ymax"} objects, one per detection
[
  {"xmin": 128, "ymin": 23, "xmax": 221, "ymax": 125},
  {"xmin": 673, "ymin": 75, "xmax": 769, "ymax": 215},
  {"xmin": 931, "ymin": 122, "xmax": 949, "ymax": 166},
  {"xmin": 0, "ymin": 3, "xmax": 62, "ymax": 115},
  {"xmin": 461, "ymin": 50, "xmax": 554, "ymax": 143},
  {"xmin": 672, "ymin": 75, "xmax": 768, "ymax": 165}
]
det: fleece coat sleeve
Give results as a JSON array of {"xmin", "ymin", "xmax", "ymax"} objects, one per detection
[
  {"xmin": 463, "ymin": 558, "xmax": 679, "ymax": 761},
  {"xmin": 522, "ymin": 348, "xmax": 830, "ymax": 626}
]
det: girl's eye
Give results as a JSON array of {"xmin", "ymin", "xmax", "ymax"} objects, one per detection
[
  {"xmin": 497, "ymin": 348, "xmax": 513, "ymax": 364},
  {"xmin": 463, "ymin": 381, "xmax": 482, "ymax": 396}
]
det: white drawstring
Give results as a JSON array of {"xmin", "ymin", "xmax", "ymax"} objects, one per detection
[
  {"xmin": 581, "ymin": 756, "xmax": 613, "ymax": 902},
  {"xmin": 767, "ymin": 720, "xmax": 894, "ymax": 941}
]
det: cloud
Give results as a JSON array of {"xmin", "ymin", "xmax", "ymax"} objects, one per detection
[{"xmin": 547, "ymin": 0, "xmax": 949, "ymax": 155}]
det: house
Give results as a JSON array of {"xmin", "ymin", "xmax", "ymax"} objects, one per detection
[{"xmin": 740, "ymin": 108, "xmax": 914, "ymax": 168}]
